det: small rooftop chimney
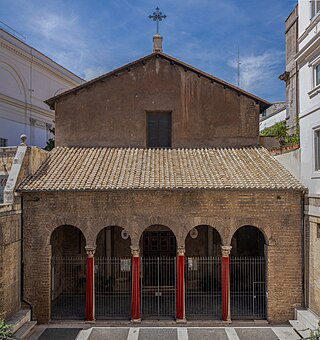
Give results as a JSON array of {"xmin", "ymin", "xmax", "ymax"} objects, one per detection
[{"xmin": 153, "ymin": 33, "xmax": 163, "ymax": 52}]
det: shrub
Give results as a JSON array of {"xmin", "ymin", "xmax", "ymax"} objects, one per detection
[
  {"xmin": 260, "ymin": 121, "xmax": 300, "ymax": 147},
  {"xmin": 311, "ymin": 321, "xmax": 320, "ymax": 340},
  {"xmin": 0, "ymin": 319, "xmax": 12, "ymax": 340}
]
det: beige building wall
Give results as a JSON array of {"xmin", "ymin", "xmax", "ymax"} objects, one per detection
[{"xmin": 308, "ymin": 199, "xmax": 320, "ymax": 316}]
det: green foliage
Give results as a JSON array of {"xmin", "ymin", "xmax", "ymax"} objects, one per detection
[
  {"xmin": 260, "ymin": 121, "xmax": 300, "ymax": 147},
  {"xmin": 311, "ymin": 321, "xmax": 320, "ymax": 340},
  {"xmin": 44, "ymin": 127, "xmax": 55, "ymax": 151},
  {"xmin": 0, "ymin": 319, "xmax": 13, "ymax": 340}
]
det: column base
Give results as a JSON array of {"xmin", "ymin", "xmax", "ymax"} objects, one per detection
[
  {"xmin": 131, "ymin": 318, "xmax": 141, "ymax": 324},
  {"xmin": 222, "ymin": 319, "xmax": 232, "ymax": 324},
  {"xmin": 85, "ymin": 319, "xmax": 96, "ymax": 324},
  {"xmin": 176, "ymin": 318, "xmax": 187, "ymax": 324}
]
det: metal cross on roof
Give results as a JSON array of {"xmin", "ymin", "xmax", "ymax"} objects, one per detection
[{"xmin": 149, "ymin": 7, "xmax": 167, "ymax": 34}]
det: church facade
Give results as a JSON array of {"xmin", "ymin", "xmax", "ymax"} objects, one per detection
[{"xmin": 18, "ymin": 49, "xmax": 304, "ymax": 324}]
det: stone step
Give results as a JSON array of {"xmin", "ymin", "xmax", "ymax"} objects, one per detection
[
  {"xmin": 7, "ymin": 309, "xmax": 31, "ymax": 334},
  {"xmin": 289, "ymin": 320, "xmax": 310, "ymax": 339},
  {"xmin": 14, "ymin": 321, "xmax": 37, "ymax": 340},
  {"xmin": 296, "ymin": 309, "xmax": 319, "ymax": 331}
]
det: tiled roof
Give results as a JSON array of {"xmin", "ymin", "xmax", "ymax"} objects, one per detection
[{"xmin": 18, "ymin": 147, "xmax": 304, "ymax": 192}]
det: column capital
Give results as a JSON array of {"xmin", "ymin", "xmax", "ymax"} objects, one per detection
[
  {"xmin": 85, "ymin": 246, "xmax": 96, "ymax": 258},
  {"xmin": 177, "ymin": 246, "xmax": 185, "ymax": 256},
  {"xmin": 130, "ymin": 246, "xmax": 140, "ymax": 257},
  {"xmin": 221, "ymin": 245, "xmax": 232, "ymax": 257}
]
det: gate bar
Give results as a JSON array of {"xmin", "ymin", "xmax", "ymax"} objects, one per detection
[{"xmin": 221, "ymin": 246, "xmax": 232, "ymax": 321}]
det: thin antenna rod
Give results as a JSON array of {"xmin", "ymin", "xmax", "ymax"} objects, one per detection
[{"xmin": 237, "ymin": 47, "xmax": 241, "ymax": 87}]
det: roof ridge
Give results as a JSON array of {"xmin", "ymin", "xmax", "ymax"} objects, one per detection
[{"xmin": 45, "ymin": 52, "xmax": 270, "ymax": 109}]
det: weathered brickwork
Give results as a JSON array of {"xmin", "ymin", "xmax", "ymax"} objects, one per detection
[
  {"xmin": 22, "ymin": 189, "xmax": 302, "ymax": 323},
  {"xmin": 0, "ymin": 202, "xmax": 21, "ymax": 320}
]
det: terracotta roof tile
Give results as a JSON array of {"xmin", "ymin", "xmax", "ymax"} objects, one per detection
[{"xmin": 18, "ymin": 147, "xmax": 304, "ymax": 192}]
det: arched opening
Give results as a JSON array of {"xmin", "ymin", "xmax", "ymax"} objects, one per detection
[
  {"xmin": 95, "ymin": 226, "xmax": 131, "ymax": 319},
  {"xmin": 230, "ymin": 226, "xmax": 267, "ymax": 320},
  {"xmin": 50, "ymin": 225, "xmax": 86, "ymax": 320},
  {"xmin": 140, "ymin": 225, "xmax": 177, "ymax": 319},
  {"xmin": 185, "ymin": 225, "xmax": 222, "ymax": 319}
]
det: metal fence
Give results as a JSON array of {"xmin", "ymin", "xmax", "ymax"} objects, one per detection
[
  {"xmin": 230, "ymin": 256, "xmax": 266, "ymax": 319},
  {"xmin": 141, "ymin": 257, "xmax": 176, "ymax": 319},
  {"xmin": 51, "ymin": 256, "xmax": 86, "ymax": 319},
  {"xmin": 185, "ymin": 256, "xmax": 221, "ymax": 319},
  {"xmin": 95, "ymin": 257, "xmax": 132, "ymax": 319}
]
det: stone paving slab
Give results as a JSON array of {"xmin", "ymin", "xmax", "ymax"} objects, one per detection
[
  {"xmin": 236, "ymin": 328, "xmax": 280, "ymax": 340},
  {"xmin": 37, "ymin": 328, "xmax": 82, "ymax": 340},
  {"xmin": 138, "ymin": 328, "xmax": 178, "ymax": 340},
  {"xmin": 89, "ymin": 328, "xmax": 129, "ymax": 340},
  {"xmin": 188, "ymin": 328, "xmax": 228, "ymax": 340}
]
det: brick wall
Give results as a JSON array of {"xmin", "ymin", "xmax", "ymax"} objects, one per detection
[
  {"xmin": 22, "ymin": 189, "xmax": 302, "ymax": 323},
  {"xmin": 0, "ymin": 202, "xmax": 21, "ymax": 320}
]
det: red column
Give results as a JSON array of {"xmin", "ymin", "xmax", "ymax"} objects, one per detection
[
  {"xmin": 131, "ymin": 248, "xmax": 141, "ymax": 322},
  {"xmin": 85, "ymin": 247, "xmax": 95, "ymax": 322},
  {"xmin": 176, "ymin": 246, "xmax": 185, "ymax": 321},
  {"xmin": 221, "ymin": 246, "xmax": 232, "ymax": 322}
]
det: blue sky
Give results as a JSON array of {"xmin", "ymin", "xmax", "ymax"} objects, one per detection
[{"xmin": 1, "ymin": 0, "xmax": 297, "ymax": 102}]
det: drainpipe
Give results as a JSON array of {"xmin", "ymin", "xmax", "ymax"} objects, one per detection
[{"xmin": 20, "ymin": 194, "xmax": 33, "ymax": 318}]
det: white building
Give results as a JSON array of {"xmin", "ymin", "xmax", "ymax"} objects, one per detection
[
  {"xmin": 259, "ymin": 102, "xmax": 287, "ymax": 132},
  {"xmin": 0, "ymin": 28, "xmax": 84, "ymax": 148},
  {"xmin": 296, "ymin": 0, "xmax": 320, "ymax": 317}
]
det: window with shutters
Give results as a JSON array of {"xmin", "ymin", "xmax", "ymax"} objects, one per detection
[{"xmin": 147, "ymin": 112, "xmax": 172, "ymax": 148}]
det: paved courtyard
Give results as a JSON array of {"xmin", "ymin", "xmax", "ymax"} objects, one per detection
[{"xmin": 28, "ymin": 325, "xmax": 303, "ymax": 340}]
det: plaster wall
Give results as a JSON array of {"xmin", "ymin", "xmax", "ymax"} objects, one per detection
[
  {"xmin": 0, "ymin": 28, "xmax": 83, "ymax": 147},
  {"xmin": 55, "ymin": 57, "xmax": 260, "ymax": 148},
  {"xmin": 259, "ymin": 108, "xmax": 286, "ymax": 131}
]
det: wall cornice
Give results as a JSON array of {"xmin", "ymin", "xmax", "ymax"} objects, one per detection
[
  {"xmin": 0, "ymin": 93, "xmax": 54, "ymax": 119},
  {"xmin": 0, "ymin": 39, "xmax": 82, "ymax": 86}
]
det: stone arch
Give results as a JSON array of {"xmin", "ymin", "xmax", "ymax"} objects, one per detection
[
  {"xmin": 135, "ymin": 220, "xmax": 180, "ymax": 248},
  {"xmin": 50, "ymin": 225, "xmax": 87, "ymax": 319},
  {"xmin": 0, "ymin": 61, "xmax": 27, "ymax": 103},
  {"xmin": 230, "ymin": 225, "xmax": 267, "ymax": 257},
  {"xmin": 139, "ymin": 224, "xmax": 177, "ymax": 257},
  {"xmin": 44, "ymin": 216, "xmax": 89, "ymax": 248},
  {"xmin": 181, "ymin": 219, "xmax": 226, "ymax": 247},
  {"xmin": 50, "ymin": 224, "xmax": 86, "ymax": 256},
  {"xmin": 95, "ymin": 225, "xmax": 131, "ymax": 257},
  {"xmin": 53, "ymin": 87, "xmax": 68, "ymax": 97},
  {"xmin": 226, "ymin": 221, "xmax": 271, "ymax": 247},
  {"xmin": 185, "ymin": 225, "xmax": 222, "ymax": 256}
]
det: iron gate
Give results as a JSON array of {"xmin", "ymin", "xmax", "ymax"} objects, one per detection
[
  {"xmin": 230, "ymin": 256, "xmax": 266, "ymax": 319},
  {"xmin": 141, "ymin": 257, "xmax": 176, "ymax": 319},
  {"xmin": 185, "ymin": 256, "xmax": 221, "ymax": 319},
  {"xmin": 95, "ymin": 257, "xmax": 131, "ymax": 319},
  {"xmin": 51, "ymin": 256, "xmax": 86, "ymax": 319}
]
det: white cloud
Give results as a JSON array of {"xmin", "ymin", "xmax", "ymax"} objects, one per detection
[
  {"xmin": 228, "ymin": 51, "xmax": 284, "ymax": 93},
  {"xmin": 28, "ymin": 12, "xmax": 86, "ymax": 49}
]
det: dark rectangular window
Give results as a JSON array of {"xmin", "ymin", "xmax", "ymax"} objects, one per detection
[
  {"xmin": 311, "ymin": 0, "xmax": 320, "ymax": 18},
  {"xmin": 316, "ymin": 64, "xmax": 320, "ymax": 86},
  {"xmin": 147, "ymin": 112, "xmax": 171, "ymax": 148},
  {"xmin": 315, "ymin": 129, "xmax": 320, "ymax": 171},
  {"xmin": 0, "ymin": 138, "xmax": 7, "ymax": 147}
]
